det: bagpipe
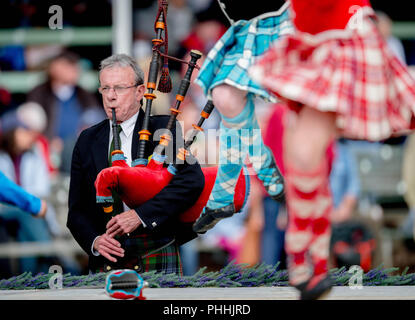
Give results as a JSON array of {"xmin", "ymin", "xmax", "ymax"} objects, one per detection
[{"xmin": 94, "ymin": 0, "xmax": 249, "ymax": 224}]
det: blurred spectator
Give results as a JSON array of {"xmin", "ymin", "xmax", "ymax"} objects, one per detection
[
  {"xmin": 186, "ymin": 0, "xmax": 213, "ymax": 13},
  {"xmin": 0, "ymin": 170, "xmax": 47, "ymax": 279},
  {"xmin": 167, "ymin": 0, "xmax": 195, "ymax": 56},
  {"xmin": 179, "ymin": 13, "xmax": 227, "ymax": 57},
  {"xmin": 0, "ymin": 102, "xmax": 60, "ymax": 275},
  {"xmin": 330, "ymin": 139, "xmax": 361, "ymax": 224},
  {"xmin": 250, "ymin": 103, "xmax": 287, "ymax": 267},
  {"xmin": 27, "ymin": 51, "xmax": 104, "ymax": 173},
  {"xmin": 134, "ymin": 55, "xmax": 171, "ymax": 115},
  {"xmin": 376, "ymin": 10, "xmax": 407, "ymax": 64},
  {"xmin": 24, "ymin": 45, "xmax": 64, "ymax": 71},
  {"xmin": 134, "ymin": 0, "xmax": 195, "ymax": 59},
  {"xmin": 176, "ymin": 14, "xmax": 226, "ymax": 132},
  {"xmin": 177, "ymin": 53, "xmax": 221, "ymax": 134},
  {"xmin": 329, "ymin": 139, "xmax": 377, "ymax": 272},
  {"xmin": 179, "ymin": 239, "xmax": 199, "ymax": 276},
  {"xmin": 133, "ymin": 39, "xmax": 152, "ymax": 62},
  {"xmin": 0, "ymin": 171, "xmax": 47, "ymax": 218},
  {"xmin": 237, "ymin": 178, "xmax": 268, "ymax": 267},
  {"xmin": 58, "ymin": 107, "xmax": 107, "ymax": 177}
]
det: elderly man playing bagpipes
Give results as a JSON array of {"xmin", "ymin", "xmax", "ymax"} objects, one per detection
[
  {"xmin": 67, "ymin": 53, "xmax": 205, "ymax": 275},
  {"xmin": 68, "ymin": 0, "xmax": 252, "ymax": 278}
]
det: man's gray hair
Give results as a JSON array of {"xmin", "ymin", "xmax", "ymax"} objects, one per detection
[{"xmin": 99, "ymin": 54, "xmax": 145, "ymax": 85}]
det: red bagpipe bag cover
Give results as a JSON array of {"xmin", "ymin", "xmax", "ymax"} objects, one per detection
[{"xmin": 94, "ymin": 155, "xmax": 248, "ymax": 223}]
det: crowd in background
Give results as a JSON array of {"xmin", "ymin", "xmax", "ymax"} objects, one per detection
[{"xmin": 0, "ymin": 0, "xmax": 415, "ymax": 277}]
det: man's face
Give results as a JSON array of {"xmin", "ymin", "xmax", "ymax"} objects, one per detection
[
  {"xmin": 49, "ymin": 58, "xmax": 80, "ymax": 86},
  {"xmin": 99, "ymin": 66, "xmax": 145, "ymax": 123}
]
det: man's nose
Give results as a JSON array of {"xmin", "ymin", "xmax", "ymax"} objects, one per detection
[{"xmin": 106, "ymin": 89, "xmax": 117, "ymax": 100}]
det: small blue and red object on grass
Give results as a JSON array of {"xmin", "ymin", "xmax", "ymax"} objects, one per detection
[{"xmin": 105, "ymin": 269, "xmax": 148, "ymax": 300}]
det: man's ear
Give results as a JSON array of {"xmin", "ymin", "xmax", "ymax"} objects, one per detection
[{"xmin": 136, "ymin": 84, "xmax": 145, "ymax": 103}]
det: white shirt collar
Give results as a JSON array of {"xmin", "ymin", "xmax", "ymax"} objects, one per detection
[
  {"xmin": 109, "ymin": 111, "xmax": 138, "ymax": 138},
  {"xmin": 53, "ymin": 85, "xmax": 75, "ymax": 101}
]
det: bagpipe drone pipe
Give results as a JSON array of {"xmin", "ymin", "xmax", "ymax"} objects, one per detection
[{"xmin": 94, "ymin": 0, "xmax": 249, "ymax": 224}]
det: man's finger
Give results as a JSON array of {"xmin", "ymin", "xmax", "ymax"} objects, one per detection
[
  {"xmin": 99, "ymin": 250, "xmax": 117, "ymax": 263},
  {"xmin": 99, "ymin": 241, "xmax": 124, "ymax": 258},
  {"xmin": 104, "ymin": 235, "xmax": 122, "ymax": 247},
  {"xmin": 101, "ymin": 240, "xmax": 124, "ymax": 255},
  {"xmin": 106, "ymin": 223, "xmax": 122, "ymax": 236},
  {"xmin": 107, "ymin": 228, "xmax": 123, "ymax": 238},
  {"xmin": 101, "ymin": 243, "xmax": 124, "ymax": 257},
  {"xmin": 106, "ymin": 217, "xmax": 117, "ymax": 229}
]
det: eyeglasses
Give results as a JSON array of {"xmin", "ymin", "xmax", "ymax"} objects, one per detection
[{"xmin": 98, "ymin": 84, "xmax": 138, "ymax": 96}]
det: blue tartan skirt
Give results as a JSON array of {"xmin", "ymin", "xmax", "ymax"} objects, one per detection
[{"xmin": 195, "ymin": 2, "xmax": 293, "ymax": 103}]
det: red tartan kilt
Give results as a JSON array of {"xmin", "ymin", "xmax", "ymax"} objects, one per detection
[{"xmin": 250, "ymin": 8, "xmax": 415, "ymax": 141}]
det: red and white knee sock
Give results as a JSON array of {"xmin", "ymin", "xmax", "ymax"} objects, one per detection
[
  {"xmin": 308, "ymin": 180, "xmax": 332, "ymax": 285},
  {"xmin": 284, "ymin": 159, "xmax": 333, "ymax": 287}
]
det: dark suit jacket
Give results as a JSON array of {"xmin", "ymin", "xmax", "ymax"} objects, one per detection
[{"xmin": 66, "ymin": 108, "xmax": 205, "ymax": 271}]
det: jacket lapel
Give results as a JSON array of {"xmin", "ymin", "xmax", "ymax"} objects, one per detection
[{"xmin": 92, "ymin": 120, "xmax": 110, "ymax": 174}]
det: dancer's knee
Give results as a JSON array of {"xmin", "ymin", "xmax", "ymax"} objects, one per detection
[
  {"xmin": 212, "ymin": 85, "xmax": 246, "ymax": 118},
  {"xmin": 288, "ymin": 142, "xmax": 323, "ymax": 172},
  {"xmin": 285, "ymin": 109, "xmax": 336, "ymax": 172}
]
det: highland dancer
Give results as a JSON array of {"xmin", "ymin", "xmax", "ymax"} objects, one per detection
[
  {"xmin": 192, "ymin": 1, "xmax": 292, "ymax": 233},
  {"xmin": 249, "ymin": 0, "xmax": 415, "ymax": 299}
]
